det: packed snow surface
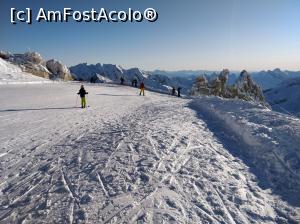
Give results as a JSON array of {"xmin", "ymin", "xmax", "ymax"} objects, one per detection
[
  {"xmin": 0, "ymin": 58, "xmax": 50, "ymax": 84},
  {"xmin": 0, "ymin": 83, "xmax": 299, "ymax": 223}
]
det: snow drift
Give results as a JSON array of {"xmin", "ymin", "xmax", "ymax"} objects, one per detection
[{"xmin": 190, "ymin": 96, "xmax": 300, "ymax": 206}]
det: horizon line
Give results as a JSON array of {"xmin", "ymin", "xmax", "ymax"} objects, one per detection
[{"xmin": 2, "ymin": 49, "xmax": 300, "ymax": 73}]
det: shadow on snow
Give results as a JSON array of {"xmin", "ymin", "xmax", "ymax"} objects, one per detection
[
  {"xmin": 96, "ymin": 94, "xmax": 140, "ymax": 97},
  {"xmin": 0, "ymin": 107, "xmax": 78, "ymax": 112}
]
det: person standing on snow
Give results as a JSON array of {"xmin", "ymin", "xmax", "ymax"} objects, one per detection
[
  {"xmin": 139, "ymin": 81, "xmax": 145, "ymax": 96},
  {"xmin": 177, "ymin": 87, "xmax": 182, "ymax": 97},
  {"xmin": 172, "ymin": 87, "xmax": 176, "ymax": 96},
  {"xmin": 120, "ymin": 77, "xmax": 125, "ymax": 85},
  {"xmin": 77, "ymin": 85, "xmax": 88, "ymax": 108},
  {"xmin": 134, "ymin": 78, "xmax": 138, "ymax": 87}
]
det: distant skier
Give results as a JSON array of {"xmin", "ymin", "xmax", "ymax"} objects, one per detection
[
  {"xmin": 120, "ymin": 77, "xmax": 125, "ymax": 85},
  {"xmin": 172, "ymin": 87, "xmax": 176, "ymax": 96},
  {"xmin": 177, "ymin": 87, "xmax": 182, "ymax": 97},
  {"xmin": 139, "ymin": 82, "xmax": 145, "ymax": 96},
  {"xmin": 77, "ymin": 85, "xmax": 88, "ymax": 108},
  {"xmin": 134, "ymin": 79, "xmax": 138, "ymax": 87}
]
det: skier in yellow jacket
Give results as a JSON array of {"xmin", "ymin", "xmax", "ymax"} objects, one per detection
[
  {"xmin": 77, "ymin": 85, "xmax": 88, "ymax": 108},
  {"xmin": 139, "ymin": 82, "xmax": 145, "ymax": 96}
]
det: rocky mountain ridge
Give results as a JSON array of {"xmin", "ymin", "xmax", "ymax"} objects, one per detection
[
  {"xmin": 190, "ymin": 69, "xmax": 266, "ymax": 105},
  {"xmin": 0, "ymin": 51, "xmax": 73, "ymax": 81}
]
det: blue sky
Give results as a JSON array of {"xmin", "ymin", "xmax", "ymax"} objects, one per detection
[{"xmin": 0, "ymin": 0, "xmax": 300, "ymax": 71}]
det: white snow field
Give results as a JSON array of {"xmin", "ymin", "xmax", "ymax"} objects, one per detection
[
  {"xmin": 0, "ymin": 83, "xmax": 300, "ymax": 224},
  {"xmin": 0, "ymin": 58, "xmax": 50, "ymax": 84}
]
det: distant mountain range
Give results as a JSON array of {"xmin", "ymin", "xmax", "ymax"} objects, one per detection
[
  {"xmin": 150, "ymin": 70, "xmax": 216, "ymax": 78},
  {"xmin": 69, "ymin": 63, "xmax": 175, "ymax": 93},
  {"xmin": 149, "ymin": 68, "xmax": 300, "ymax": 117},
  {"xmin": 2, "ymin": 50, "xmax": 300, "ymax": 117},
  {"xmin": 251, "ymin": 69, "xmax": 300, "ymax": 90},
  {"xmin": 150, "ymin": 68, "xmax": 300, "ymax": 90},
  {"xmin": 264, "ymin": 77, "xmax": 300, "ymax": 117}
]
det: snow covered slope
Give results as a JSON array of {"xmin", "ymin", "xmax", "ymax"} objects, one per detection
[
  {"xmin": 190, "ymin": 96, "xmax": 300, "ymax": 205},
  {"xmin": 0, "ymin": 58, "xmax": 50, "ymax": 84},
  {"xmin": 264, "ymin": 77, "xmax": 300, "ymax": 117},
  {"xmin": 0, "ymin": 83, "xmax": 299, "ymax": 223}
]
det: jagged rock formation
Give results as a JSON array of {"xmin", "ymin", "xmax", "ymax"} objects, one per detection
[
  {"xmin": 0, "ymin": 51, "xmax": 11, "ymax": 60},
  {"xmin": 218, "ymin": 69, "xmax": 230, "ymax": 96},
  {"xmin": 190, "ymin": 69, "xmax": 266, "ymax": 104},
  {"xmin": 23, "ymin": 52, "xmax": 44, "ymax": 64},
  {"xmin": 46, "ymin": 59, "xmax": 73, "ymax": 80},
  {"xmin": 1, "ymin": 51, "xmax": 72, "ymax": 81},
  {"xmin": 0, "ymin": 58, "xmax": 49, "ymax": 84},
  {"xmin": 190, "ymin": 69, "xmax": 230, "ymax": 97},
  {"xmin": 10, "ymin": 52, "xmax": 50, "ymax": 79},
  {"xmin": 234, "ymin": 70, "xmax": 265, "ymax": 102},
  {"xmin": 189, "ymin": 75, "xmax": 209, "ymax": 95}
]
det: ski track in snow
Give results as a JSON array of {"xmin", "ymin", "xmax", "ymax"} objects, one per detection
[{"xmin": 0, "ymin": 83, "xmax": 299, "ymax": 223}]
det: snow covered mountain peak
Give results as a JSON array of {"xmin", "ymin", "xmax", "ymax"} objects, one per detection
[
  {"xmin": 70, "ymin": 62, "xmax": 173, "ymax": 93},
  {"xmin": 250, "ymin": 68, "xmax": 296, "ymax": 90},
  {"xmin": 273, "ymin": 68, "xmax": 282, "ymax": 73}
]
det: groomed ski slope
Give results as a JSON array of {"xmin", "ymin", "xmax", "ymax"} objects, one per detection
[{"xmin": 0, "ymin": 83, "xmax": 299, "ymax": 223}]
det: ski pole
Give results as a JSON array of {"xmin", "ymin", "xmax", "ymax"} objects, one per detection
[
  {"xmin": 86, "ymin": 94, "xmax": 89, "ymax": 107},
  {"xmin": 75, "ymin": 95, "xmax": 78, "ymax": 107}
]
